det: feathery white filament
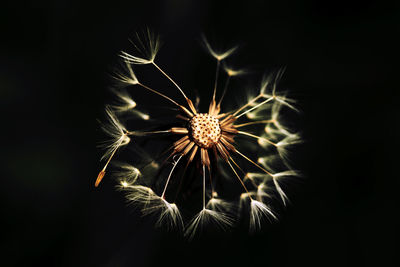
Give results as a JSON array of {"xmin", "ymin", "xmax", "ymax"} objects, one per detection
[
  {"xmin": 112, "ymin": 162, "xmax": 141, "ymax": 185},
  {"xmin": 113, "ymin": 61, "xmax": 139, "ymax": 85},
  {"xmin": 120, "ymin": 29, "xmax": 160, "ymax": 65},
  {"xmin": 184, "ymin": 209, "xmax": 234, "ymax": 239},
  {"xmin": 202, "ymin": 35, "xmax": 238, "ymax": 61},
  {"xmin": 99, "ymin": 107, "xmax": 130, "ymax": 161},
  {"xmin": 250, "ymin": 199, "xmax": 276, "ymax": 231}
]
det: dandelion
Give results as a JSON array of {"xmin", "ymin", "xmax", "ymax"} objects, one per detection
[{"xmin": 95, "ymin": 30, "xmax": 302, "ymax": 236}]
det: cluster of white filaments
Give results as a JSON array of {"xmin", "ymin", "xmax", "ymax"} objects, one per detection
[{"xmin": 95, "ymin": 30, "xmax": 301, "ymax": 238}]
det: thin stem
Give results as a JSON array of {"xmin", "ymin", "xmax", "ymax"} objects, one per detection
[
  {"xmin": 95, "ymin": 135, "xmax": 125, "ymax": 187},
  {"xmin": 234, "ymin": 119, "xmax": 275, "ymax": 128},
  {"xmin": 226, "ymin": 159, "xmax": 251, "ymax": 197},
  {"xmin": 127, "ymin": 130, "xmax": 171, "ymax": 136},
  {"xmin": 238, "ymin": 131, "xmax": 277, "ymax": 146},
  {"xmin": 236, "ymin": 97, "xmax": 274, "ymax": 118},
  {"xmin": 235, "ymin": 149, "xmax": 274, "ymax": 177},
  {"xmin": 173, "ymin": 155, "xmax": 192, "ymax": 202},
  {"xmin": 202, "ymin": 164, "xmax": 206, "ymax": 209},
  {"xmin": 232, "ymin": 94, "xmax": 263, "ymax": 117},
  {"xmin": 152, "ymin": 62, "xmax": 188, "ymax": 100},
  {"xmin": 208, "ymin": 165, "xmax": 215, "ymax": 197},
  {"xmin": 217, "ymin": 75, "xmax": 230, "ymax": 107},
  {"xmin": 138, "ymin": 83, "xmax": 181, "ymax": 107},
  {"xmin": 161, "ymin": 154, "xmax": 183, "ymax": 199},
  {"xmin": 103, "ymin": 134, "xmax": 126, "ymax": 171},
  {"xmin": 212, "ymin": 60, "xmax": 221, "ymax": 101},
  {"xmin": 230, "ymin": 156, "xmax": 258, "ymax": 188}
]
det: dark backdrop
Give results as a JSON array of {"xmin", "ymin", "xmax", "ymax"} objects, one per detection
[{"xmin": 1, "ymin": 0, "xmax": 398, "ymax": 266}]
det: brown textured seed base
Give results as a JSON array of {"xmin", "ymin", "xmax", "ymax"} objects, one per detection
[{"xmin": 189, "ymin": 113, "xmax": 221, "ymax": 149}]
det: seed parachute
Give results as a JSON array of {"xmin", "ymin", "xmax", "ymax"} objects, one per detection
[{"xmin": 95, "ymin": 29, "xmax": 302, "ymax": 237}]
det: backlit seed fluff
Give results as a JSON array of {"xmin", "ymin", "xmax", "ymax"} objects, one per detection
[{"xmin": 95, "ymin": 30, "xmax": 302, "ymax": 238}]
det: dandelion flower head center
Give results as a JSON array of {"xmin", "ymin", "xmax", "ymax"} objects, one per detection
[{"xmin": 189, "ymin": 113, "xmax": 221, "ymax": 149}]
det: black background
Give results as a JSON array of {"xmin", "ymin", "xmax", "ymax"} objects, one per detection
[{"xmin": 1, "ymin": 0, "xmax": 398, "ymax": 266}]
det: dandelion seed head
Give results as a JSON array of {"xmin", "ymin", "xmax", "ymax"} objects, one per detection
[{"xmin": 96, "ymin": 30, "xmax": 302, "ymax": 236}]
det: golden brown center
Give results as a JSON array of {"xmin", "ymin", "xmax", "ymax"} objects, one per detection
[{"xmin": 189, "ymin": 113, "xmax": 221, "ymax": 149}]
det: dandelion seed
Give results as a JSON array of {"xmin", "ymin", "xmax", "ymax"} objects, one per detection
[
  {"xmin": 155, "ymin": 199, "xmax": 183, "ymax": 230},
  {"xmin": 120, "ymin": 29, "xmax": 160, "ymax": 65},
  {"xmin": 276, "ymin": 134, "xmax": 302, "ymax": 168},
  {"xmin": 202, "ymin": 35, "xmax": 238, "ymax": 61},
  {"xmin": 120, "ymin": 180, "xmax": 129, "ymax": 188},
  {"xmin": 95, "ymin": 30, "xmax": 302, "ymax": 236},
  {"xmin": 257, "ymin": 135, "xmax": 274, "ymax": 147},
  {"xmin": 270, "ymin": 101, "xmax": 294, "ymax": 136},
  {"xmin": 206, "ymin": 197, "xmax": 235, "ymax": 213},
  {"xmin": 223, "ymin": 64, "xmax": 246, "ymax": 77},
  {"xmin": 250, "ymin": 199, "xmax": 276, "ymax": 232},
  {"xmin": 112, "ymin": 60, "xmax": 139, "ymax": 85},
  {"xmin": 245, "ymin": 172, "xmax": 267, "ymax": 183},
  {"xmin": 112, "ymin": 161, "xmax": 141, "ymax": 185},
  {"xmin": 111, "ymin": 89, "xmax": 137, "ymax": 111},
  {"xmin": 125, "ymin": 185, "xmax": 158, "ymax": 205},
  {"xmin": 260, "ymin": 73, "xmax": 274, "ymax": 96},
  {"xmin": 128, "ymin": 110, "xmax": 150, "ymax": 121},
  {"xmin": 275, "ymin": 95, "xmax": 299, "ymax": 113},
  {"xmin": 95, "ymin": 107, "xmax": 130, "ymax": 187},
  {"xmin": 185, "ymin": 208, "xmax": 234, "ymax": 239},
  {"xmin": 272, "ymin": 170, "xmax": 302, "ymax": 178},
  {"xmin": 272, "ymin": 170, "xmax": 302, "ymax": 205},
  {"xmin": 256, "ymin": 183, "xmax": 272, "ymax": 201}
]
